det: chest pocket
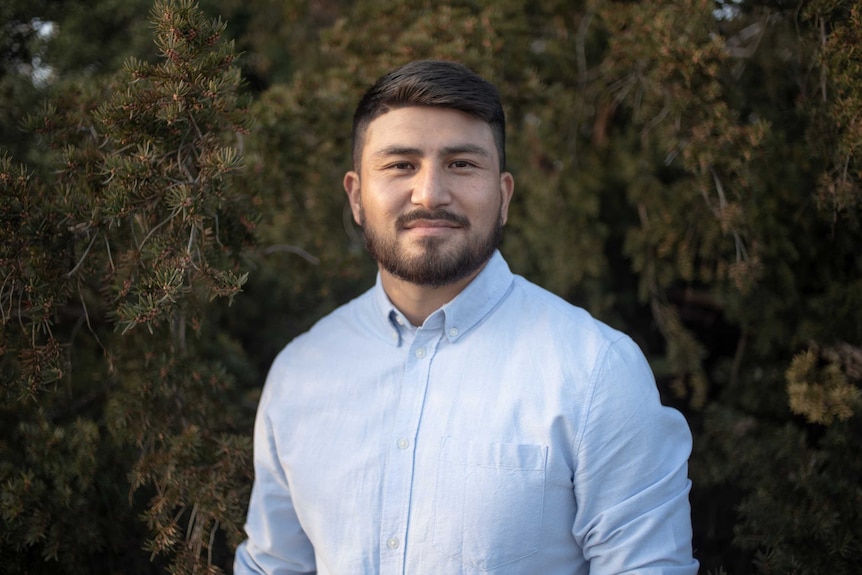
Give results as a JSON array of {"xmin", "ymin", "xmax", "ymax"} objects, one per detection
[{"xmin": 432, "ymin": 438, "xmax": 547, "ymax": 572}]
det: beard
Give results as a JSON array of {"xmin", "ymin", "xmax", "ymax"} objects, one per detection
[{"xmin": 361, "ymin": 207, "xmax": 503, "ymax": 288}]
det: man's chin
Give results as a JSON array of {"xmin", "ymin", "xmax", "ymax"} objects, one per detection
[
  {"xmin": 385, "ymin": 252, "xmax": 487, "ymax": 288},
  {"xmin": 400, "ymin": 233, "xmax": 451, "ymax": 248}
]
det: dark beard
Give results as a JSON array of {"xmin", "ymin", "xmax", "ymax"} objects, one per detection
[{"xmin": 361, "ymin": 208, "xmax": 503, "ymax": 288}]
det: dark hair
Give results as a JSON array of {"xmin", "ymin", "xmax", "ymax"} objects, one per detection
[{"xmin": 351, "ymin": 60, "xmax": 506, "ymax": 170}]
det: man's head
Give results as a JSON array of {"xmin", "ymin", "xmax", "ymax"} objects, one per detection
[
  {"xmin": 351, "ymin": 60, "xmax": 506, "ymax": 171},
  {"xmin": 344, "ymin": 61, "xmax": 514, "ymax": 290}
]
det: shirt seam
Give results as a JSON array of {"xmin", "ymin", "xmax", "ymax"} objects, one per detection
[{"xmin": 573, "ymin": 334, "xmax": 627, "ymax": 459}]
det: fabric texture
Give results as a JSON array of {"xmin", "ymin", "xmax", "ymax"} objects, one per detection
[{"xmin": 234, "ymin": 251, "xmax": 698, "ymax": 575}]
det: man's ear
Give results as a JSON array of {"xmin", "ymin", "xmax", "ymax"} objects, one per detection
[
  {"xmin": 499, "ymin": 171, "xmax": 514, "ymax": 225},
  {"xmin": 343, "ymin": 171, "xmax": 362, "ymax": 225}
]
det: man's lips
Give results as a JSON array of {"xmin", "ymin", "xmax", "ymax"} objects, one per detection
[
  {"xmin": 402, "ymin": 219, "xmax": 460, "ymax": 229},
  {"xmin": 396, "ymin": 209, "xmax": 470, "ymax": 230}
]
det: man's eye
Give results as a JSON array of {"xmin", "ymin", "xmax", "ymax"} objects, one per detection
[
  {"xmin": 451, "ymin": 160, "xmax": 472, "ymax": 168},
  {"xmin": 390, "ymin": 162, "xmax": 413, "ymax": 170}
]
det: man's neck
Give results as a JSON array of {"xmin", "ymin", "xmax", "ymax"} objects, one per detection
[{"xmin": 379, "ymin": 266, "xmax": 485, "ymax": 327}]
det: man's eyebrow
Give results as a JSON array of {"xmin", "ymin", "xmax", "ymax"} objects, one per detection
[
  {"xmin": 373, "ymin": 146, "xmax": 424, "ymax": 158},
  {"xmin": 440, "ymin": 144, "xmax": 490, "ymax": 157}
]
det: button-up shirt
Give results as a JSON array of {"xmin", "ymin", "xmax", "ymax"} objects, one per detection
[{"xmin": 234, "ymin": 251, "xmax": 698, "ymax": 574}]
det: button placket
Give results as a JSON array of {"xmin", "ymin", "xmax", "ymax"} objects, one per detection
[{"xmin": 377, "ymin": 328, "xmax": 442, "ymax": 574}]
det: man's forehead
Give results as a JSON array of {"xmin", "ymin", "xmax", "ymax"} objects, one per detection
[{"xmin": 362, "ymin": 106, "xmax": 495, "ymax": 150}]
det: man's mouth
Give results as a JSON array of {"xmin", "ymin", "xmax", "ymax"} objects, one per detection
[
  {"xmin": 397, "ymin": 209, "xmax": 470, "ymax": 230},
  {"xmin": 403, "ymin": 219, "xmax": 459, "ymax": 229}
]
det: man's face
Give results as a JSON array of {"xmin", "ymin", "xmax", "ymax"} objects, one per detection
[{"xmin": 343, "ymin": 106, "xmax": 514, "ymax": 288}]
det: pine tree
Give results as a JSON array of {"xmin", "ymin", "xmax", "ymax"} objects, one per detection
[{"xmin": 1, "ymin": 1, "xmax": 254, "ymax": 572}]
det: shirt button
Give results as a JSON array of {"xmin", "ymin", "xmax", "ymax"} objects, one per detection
[
  {"xmin": 387, "ymin": 537, "xmax": 399, "ymax": 549},
  {"xmin": 415, "ymin": 347, "xmax": 426, "ymax": 358},
  {"xmin": 449, "ymin": 327, "xmax": 458, "ymax": 337},
  {"xmin": 397, "ymin": 438, "xmax": 410, "ymax": 449}
]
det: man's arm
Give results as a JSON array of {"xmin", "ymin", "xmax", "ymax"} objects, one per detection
[
  {"xmin": 234, "ymin": 380, "xmax": 316, "ymax": 575},
  {"xmin": 571, "ymin": 336, "xmax": 698, "ymax": 574}
]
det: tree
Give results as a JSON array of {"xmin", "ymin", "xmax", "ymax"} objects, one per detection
[{"xmin": 2, "ymin": 1, "xmax": 254, "ymax": 572}]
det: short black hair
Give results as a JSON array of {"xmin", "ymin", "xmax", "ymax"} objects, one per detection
[{"xmin": 351, "ymin": 60, "xmax": 506, "ymax": 170}]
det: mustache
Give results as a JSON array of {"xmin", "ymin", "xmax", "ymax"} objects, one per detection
[{"xmin": 396, "ymin": 209, "xmax": 470, "ymax": 229}]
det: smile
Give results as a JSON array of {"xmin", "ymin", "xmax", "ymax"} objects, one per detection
[
  {"xmin": 402, "ymin": 219, "xmax": 461, "ymax": 229},
  {"xmin": 396, "ymin": 209, "xmax": 470, "ymax": 230}
]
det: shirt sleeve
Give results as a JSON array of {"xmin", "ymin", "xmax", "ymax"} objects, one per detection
[
  {"xmin": 234, "ymin": 366, "xmax": 317, "ymax": 575},
  {"xmin": 571, "ymin": 335, "xmax": 699, "ymax": 574}
]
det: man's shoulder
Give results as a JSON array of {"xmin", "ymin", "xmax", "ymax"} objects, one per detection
[
  {"xmin": 502, "ymin": 276, "xmax": 655, "ymax": 391},
  {"xmin": 258, "ymin": 287, "xmax": 382, "ymax": 412},
  {"xmin": 506, "ymin": 275, "xmax": 625, "ymax": 344},
  {"xmin": 274, "ymin": 286, "xmax": 378, "ymax": 359}
]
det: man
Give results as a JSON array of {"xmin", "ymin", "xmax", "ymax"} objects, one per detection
[{"xmin": 235, "ymin": 60, "xmax": 698, "ymax": 574}]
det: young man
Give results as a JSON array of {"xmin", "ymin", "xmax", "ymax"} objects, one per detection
[{"xmin": 234, "ymin": 60, "xmax": 698, "ymax": 575}]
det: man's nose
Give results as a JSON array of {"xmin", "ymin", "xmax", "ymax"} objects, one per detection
[{"xmin": 411, "ymin": 166, "xmax": 451, "ymax": 208}]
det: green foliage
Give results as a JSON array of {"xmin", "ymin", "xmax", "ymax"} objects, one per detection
[
  {"xmin": 787, "ymin": 343, "xmax": 861, "ymax": 425},
  {"xmin": 2, "ymin": 1, "xmax": 253, "ymax": 573},
  {"xmin": 0, "ymin": 157, "xmax": 72, "ymax": 397},
  {"xmin": 696, "ymin": 398, "xmax": 862, "ymax": 575},
  {"xmin": 2, "ymin": 0, "xmax": 862, "ymax": 573},
  {"xmin": 807, "ymin": 1, "xmax": 862, "ymax": 229}
]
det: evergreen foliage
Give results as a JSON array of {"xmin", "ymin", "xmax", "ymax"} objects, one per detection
[
  {"xmin": 2, "ymin": 1, "xmax": 253, "ymax": 572},
  {"xmin": 1, "ymin": 0, "xmax": 860, "ymax": 573}
]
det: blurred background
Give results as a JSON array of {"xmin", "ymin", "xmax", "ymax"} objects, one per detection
[{"xmin": 1, "ymin": 0, "xmax": 860, "ymax": 573}]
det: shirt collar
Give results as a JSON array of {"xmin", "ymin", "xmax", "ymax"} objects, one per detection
[{"xmin": 371, "ymin": 250, "xmax": 514, "ymax": 346}]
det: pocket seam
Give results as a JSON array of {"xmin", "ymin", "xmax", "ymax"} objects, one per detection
[{"xmin": 433, "ymin": 438, "xmax": 547, "ymax": 571}]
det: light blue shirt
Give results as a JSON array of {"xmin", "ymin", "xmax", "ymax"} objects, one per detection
[{"xmin": 235, "ymin": 251, "xmax": 698, "ymax": 574}]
